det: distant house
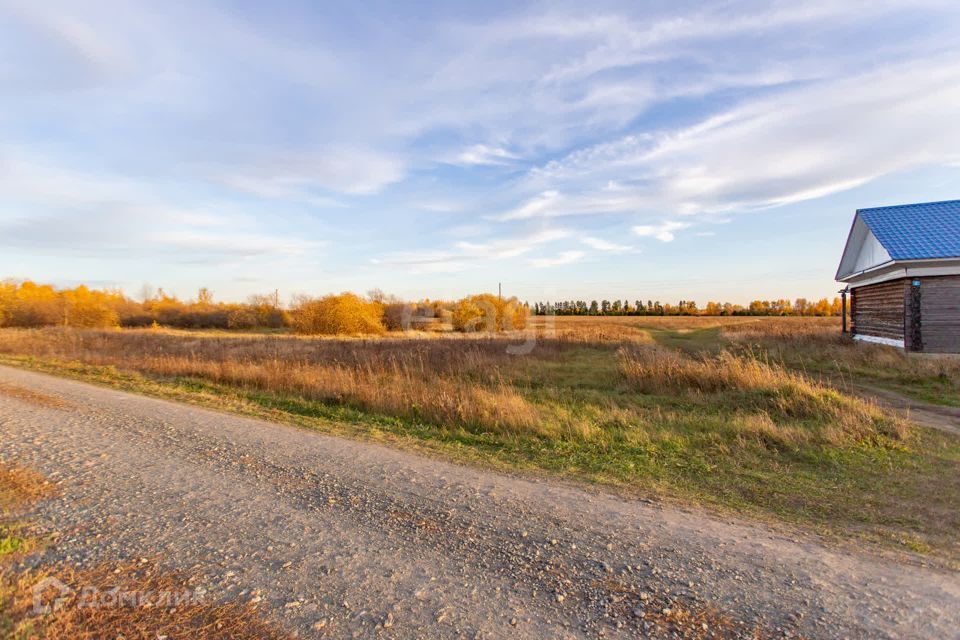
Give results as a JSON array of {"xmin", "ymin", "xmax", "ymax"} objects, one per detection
[{"xmin": 836, "ymin": 200, "xmax": 960, "ymax": 353}]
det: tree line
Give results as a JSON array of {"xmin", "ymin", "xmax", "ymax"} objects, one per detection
[
  {"xmin": 0, "ymin": 281, "xmax": 287, "ymax": 330},
  {"xmin": 0, "ymin": 280, "xmax": 527, "ymax": 335},
  {"xmin": 531, "ymin": 297, "xmax": 844, "ymax": 316},
  {"xmin": 0, "ymin": 279, "xmax": 843, "ymax": 335}
]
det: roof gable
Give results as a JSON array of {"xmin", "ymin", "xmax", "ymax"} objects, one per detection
[
  {"xmin": 858, "ymin": 199, "xmax": 960, "ymax": 260},
  {"xmin": 836, "ymin": 215, "xmax": 893, "ymax": 280}
]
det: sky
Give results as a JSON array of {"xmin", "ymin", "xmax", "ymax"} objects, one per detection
[{"xmin": 2, "ymin": 0, "xmax": 960, "ymax": 306}]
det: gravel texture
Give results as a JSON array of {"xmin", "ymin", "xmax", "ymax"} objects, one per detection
[{"xmin": 1, "ymin": 365, "xmax": 957, "ymax": 639}]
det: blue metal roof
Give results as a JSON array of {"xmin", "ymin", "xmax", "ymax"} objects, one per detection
[{"xmin": 858, "ymin": 199, "xmax": 960, "ymax": 260}]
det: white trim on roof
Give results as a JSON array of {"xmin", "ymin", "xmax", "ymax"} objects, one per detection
[{"xmin": 844, "ymin": 258, "xmax": 960, "ymax": 288}]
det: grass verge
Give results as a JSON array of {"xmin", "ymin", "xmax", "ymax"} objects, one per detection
[{"xmin": 1, "ymin": 350, "xmax": 958, "ymax": 569}]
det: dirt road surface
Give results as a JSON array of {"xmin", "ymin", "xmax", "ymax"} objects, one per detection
[{"xmin": 1, "ymin": 365, "xmax": 957, "ymax": 639}]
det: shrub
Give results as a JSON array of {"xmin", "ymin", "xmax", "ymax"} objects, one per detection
[
  {"xmin": 383, "ymin": 302, "xmax": 412, "ymax": 331},
  {"xmin": 290, "ymin": 293, "xmax": 385, "ymax": 335},
  {"xmin": 451, "ymin": 294, "xmax": 527, "ymax": 332},
  {"xmin": 60, "ymin": 286, "xmax": 119, "ymax": 328},
  {"xmin": 227, "ymin": 309, "xmax": 258, "ymax": 330}
]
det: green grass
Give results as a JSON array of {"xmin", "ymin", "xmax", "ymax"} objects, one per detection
[
  {"xmin": 0, "ymin": 528, "xmax": 28, "ymax": 558},
  {"xmin": 647, "ymin": 327, "xmax": 727, "ymax": 353},
  {"xmin": 2, "ymin": 346, "xmax": 959, "ymax": 567},
  {"xmin": 719, "ymin": 331, "xmax": 960, "ymax": 409},
  {"xmin": 840, "ymin": 364, "xmax": 959, "ymax": 407}
]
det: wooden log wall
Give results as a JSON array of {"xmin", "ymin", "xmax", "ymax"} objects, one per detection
[
  {"xmin": 851, "ymin": 279, "xmax": 907, "ymax": 342},
  {"xmin": 918, "ymin": 275, "xmax": 960, "ymax": 354}
]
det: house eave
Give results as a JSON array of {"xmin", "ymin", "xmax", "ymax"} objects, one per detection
[
  {"xmin": 836, "ymin": 259, "xmax": 896, "ymax": 282},
  {"xmin": 839, "ymin": 257, "xmax": 960, "ymax": 288}
]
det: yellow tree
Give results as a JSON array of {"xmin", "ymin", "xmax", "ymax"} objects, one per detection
[{"xmin": 61, "ymin": 285, "xmax": 119, "ymax": 328}]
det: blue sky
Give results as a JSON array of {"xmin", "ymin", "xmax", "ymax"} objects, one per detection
[{"xmin": 2, "ymin": 0, "xmax": 960, "ymax": 305}]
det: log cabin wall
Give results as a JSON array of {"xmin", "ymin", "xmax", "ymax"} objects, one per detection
[
  {"xmin": 917, "ymin": 275, "xmax": 960, "ymax": 354},
  {"xmin": 851, "ymin": 278, "xmax": 908, "ymax": 344}
]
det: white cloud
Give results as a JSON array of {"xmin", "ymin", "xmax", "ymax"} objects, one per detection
[
  {"xmin": 496, "ymin": 189, "xmax": 660, "ymax": 220},
  {"xmin": 0, "ymin": 153, "xmax": 147, "ymax": 206},
  {"xmin": 581, "ymin": 237, "xmax": 633, "ymax": 252},
  {"xmin": 370, "ymin": 251, "xmax": 468, "ymax": 274},
  {"xmin": 454, "ymin": 144, "xmax": 520, "ymax": 166},
  {"xmin": 498, "ymin": 191, "xmax": 562, "ymax": 220},
  {"xmin": 216, "ymin": 149, "xmax": 405, "ymax": 198},
  {"xmin": 506, "ymin": 53, "xmax": 960, "ymax": 230},
  {"xmin": 414, "ymin": 200, "xmax": 468, "ymax": 214},
  {"xmin": 529, "ymin": 250, "xmax": 585, "ymax": 268},
  {"xmin": 632, "ymin": 221, "xmax": 691, "ymax": 242},
  {"xmin": 644, "ymin": 56, "xmax": 960, "ymax": 210},
  {"xmin": 454, "ymin": 228, "xmax": 570, "ymax": 259},
  {"xmin": 5, "ymin": 0, "xmax": 960, "ymax": 288},
  {"xmin": 0, "ymin": 152, "xmax": 322, "ymax": 262},
  {"xmin": 146, "ymin": 230, "xmax": 314, "ymax": 256},
  {"xmin": 535, "ymin": 3, "xmax": 886, "ymax": 85},
  {"xmin": 376, "ymin": 228, "xmax": 570, "ymax": 273}
]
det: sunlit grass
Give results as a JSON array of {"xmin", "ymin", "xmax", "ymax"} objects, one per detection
[{"xmin": 0, "ymin": 319, "xmax": 958, "ymax": 565}]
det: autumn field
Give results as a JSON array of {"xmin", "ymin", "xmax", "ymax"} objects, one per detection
[{"xmin": 1, "ymin": 316, "xmax": 958, "ymax": 564}]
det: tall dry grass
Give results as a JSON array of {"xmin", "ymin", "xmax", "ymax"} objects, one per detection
[
  {"xmin": 618, "ymin": 345, "xmax": 909, "ymax": 446},
  {"xmin": 144, "ymin": 355, "xmax": 545, "ymax": 436},
  {"xmin": 0, "ymin": 329, "xmax": 562, "ymax": 437},
  {"xmin": 720, "ymin": 316, "xmax": 960, "ymax": 396},
  {"xmin": 0, "ymin": 323, "xmax": 917, "ymax": 448},
  {"xmin": 531, "ymin": 315, "xmax": 763, "ymax": 342}
]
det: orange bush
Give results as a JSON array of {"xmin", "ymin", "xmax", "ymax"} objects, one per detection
[
  {"xmin": 451, "ymin": 294, "xmax": 527, "ymax": 332},
  {"xmin": 290, "ymin": 293, "xmax": 385, "ymax": 335}
]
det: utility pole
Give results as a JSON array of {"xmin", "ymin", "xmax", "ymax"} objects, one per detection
[{"xmin": 498, "ymin": 282, "xmax": 502, "ymax": 303}]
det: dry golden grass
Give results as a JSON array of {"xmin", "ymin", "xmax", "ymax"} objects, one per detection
[
  {"xmin": 0, "ymin": 319, "xmax": 956, "ymax": 565},
  {"xmin": 717, "ymin": 316, "xmax": 840, "ymax": 338},
  {"xmin": 0, "ymin": 560, "xmax": 289, "ymax": 640},
  {"xmin": 0, "ymin": 324, "xmax": 919, "ymax": 444},
  {"xmin": 617, "ymin": 345, "xmax": 909, "ymax": 447},
  {"xmin": 618, "ymin": 345, "xmax": 793, "ymax": 394},
  {"xmin": 719, "ymin": 316, "xmax": 960, "ymax": 403},
  {"xmin": 595, "ymin": 575, "xmax": 769, "ymax": 639},
  {"xmin": 0, "ymin": 464, "xmax": 55, "ymax": 565},
  {"xmin": 0, "ymin": 328, "xmax": 574, "ymax": 437},
  {"xmin": 0, "ymin": 382, "xmax": 71, "ymax": 410},
  {"xmin": 147, "ymin": 354, "xmax": 548, "ymax": 436},
  {"xmin": 535, "ymin": 314, "xmax": 775, "ymax": 337},
  {"xmin": 0, "ymin": 464, "xmax": 54, "ymax": 513}
]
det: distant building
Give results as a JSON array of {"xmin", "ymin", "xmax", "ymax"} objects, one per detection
[{"xmin": 836, "ymin": 200, "xmax": 960, "ymax": 353}]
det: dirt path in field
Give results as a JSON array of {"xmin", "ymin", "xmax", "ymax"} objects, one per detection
[
  {"xmin": 850, "ymin": 382, "xmax": 960, "ymax": 436},
  {"xmin": 1, "ymin": 366, "xmax": 957, "ymax": 639}
]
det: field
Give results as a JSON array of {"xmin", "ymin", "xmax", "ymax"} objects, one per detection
[{"xmin": 0, "ymin": 316, "xmax": 958, "ymax": 564}]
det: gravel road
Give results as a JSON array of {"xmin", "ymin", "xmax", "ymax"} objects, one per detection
[{"xmin": 1, "ymin": 365, "xmax": 957, "ymax": 639}]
